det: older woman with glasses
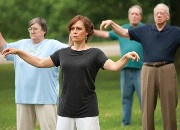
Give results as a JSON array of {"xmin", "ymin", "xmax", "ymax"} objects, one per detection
[{"xmin": 0, "ymin": 17, "xmax": 67, "ymax": 130}]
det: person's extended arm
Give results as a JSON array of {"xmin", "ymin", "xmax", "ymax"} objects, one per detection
[
  {"xmin": 93, "ymin": 29, "xmax": 109, "ymax": 38},
  {"xmin": 103, "ymin": 51, "xmax": 139, "ymax": 71},
  {"xmin": 2, "ymin": 47, "xmax": 54, "ymax": 68},
  {"xmin": 100, "ymin": 20, "xmax": 130, "ymax": 38},
  {"xmin": 0, "ymin": 33, "xmax": 7, "ymax": 52}
]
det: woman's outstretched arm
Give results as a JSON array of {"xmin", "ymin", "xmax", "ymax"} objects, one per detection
[
  {"xmin": 2, "ymin": 47, "xmax": 54, "ymax": 68},
  {"xmin": 103, "ymin": 51, "xmax": 139, "ymax": 71}
]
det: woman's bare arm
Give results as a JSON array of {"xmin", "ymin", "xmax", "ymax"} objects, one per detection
[
  {"xmin": 103, "ymin": 51, "xmax": 139, "ymax": 71},
  {"xmin": 2, "ymin": 47, "xmax": 55, "ymax": 68}
]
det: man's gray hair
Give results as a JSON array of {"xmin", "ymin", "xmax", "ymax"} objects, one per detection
[
  {"xmin": 128, "ymin": 5, "xmax": 143, "ymax": 15},
  {"xmin": 154, "ymin": 3, "xmax": 169, "ymax": 15}
]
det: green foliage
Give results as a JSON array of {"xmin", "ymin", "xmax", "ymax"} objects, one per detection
[{"xmin": 0, "ymin": 0, "xmax": 163, "ymax": 43}]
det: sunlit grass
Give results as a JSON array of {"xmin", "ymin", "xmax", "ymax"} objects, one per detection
[{"xmin": 0, "ymin": 59, "xmax": 180, "ymax": 130}]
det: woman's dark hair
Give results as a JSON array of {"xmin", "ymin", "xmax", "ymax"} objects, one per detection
[{"xmin": 68, "ymin": 15, "xmax": 94, "ymax": 45}]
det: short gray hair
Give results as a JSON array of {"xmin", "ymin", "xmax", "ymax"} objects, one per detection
[
  {"xmin": 128, "ymin": 5, "xmax": 143, "ymax": 15},
  {"xmin": 29, "ymin": 17, "xmax": 48, "ymax": 36},
  {"xmin": 154, "ymin": 3, "xmax": 169, "ymax": 15}
]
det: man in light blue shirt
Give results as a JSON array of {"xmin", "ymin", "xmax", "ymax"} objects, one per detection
[{"xmin": 0, "ymin": 17, "xmax": 68, "ymax": 130}]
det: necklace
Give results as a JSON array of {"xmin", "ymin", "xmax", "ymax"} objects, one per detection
[{"xmin": 26, "ymin": 41, "xmax": 42, "ymax": 55}]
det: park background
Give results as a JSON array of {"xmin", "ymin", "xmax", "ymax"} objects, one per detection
[{"xmin": 1, "ymin": 0, "xmax": 180, "ymax": 129}]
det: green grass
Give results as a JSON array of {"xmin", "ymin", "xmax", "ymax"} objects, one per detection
[
  {"xmin": 0, "ymin": 64, "xmax": 16, "ymax": 130},
  {"xmin": 0, "ymin": 62, "xmax": 180, "ymax": 130}
]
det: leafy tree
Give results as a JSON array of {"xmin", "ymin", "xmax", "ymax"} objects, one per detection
[
  {"xmin": 0, "ymin": 0, "xmax": 59, "ymax": 39},
  {"xmin": 0, "ymin": 0, "xmax": 180, "ymax": 44}
]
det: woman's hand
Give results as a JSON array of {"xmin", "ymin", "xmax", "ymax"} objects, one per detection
[
  {"xmin": 2, "ymin": 48, "xmax": 18, "ymax": 57},
  {"xmin": 124, "ymin": 51, "xmax": 140, "ymax": 62}
]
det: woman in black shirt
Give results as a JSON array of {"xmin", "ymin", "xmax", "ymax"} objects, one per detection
[{"xmin": 2, "ymin": 15, "xmax": 139, "ymax": 130}]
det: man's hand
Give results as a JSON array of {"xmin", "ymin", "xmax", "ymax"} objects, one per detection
[{"xmin": 100, "ymin": 20, "xmax": 113, "ymax": 30}]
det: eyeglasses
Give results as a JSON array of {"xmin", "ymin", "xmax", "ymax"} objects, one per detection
[
  {"xmin": 28, "ymin": 27, "xmax": 41, "ymax": 32},
  {"xmin": 154, "ymin": 11, "xmax": 167, "ymax": 16}
]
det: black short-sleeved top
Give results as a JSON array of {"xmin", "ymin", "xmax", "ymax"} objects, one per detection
[
  {"xmin": 50, "ymin": 47, "xmax": 108, "ymax": 118},
  {"xmin": 129, "ymin": 24, "xmax": 180, "ymax": 62}
]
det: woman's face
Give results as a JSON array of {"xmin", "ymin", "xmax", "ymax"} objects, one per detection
[
  {"xmin": 28, "ymin": 23, "xmax": 46, "ymax": 42},
  {"xmin": 70, "ymin": 20, "xmax": 88, "ymax": 44}
]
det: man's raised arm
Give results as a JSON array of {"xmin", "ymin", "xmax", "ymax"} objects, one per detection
[{"xmin": 100, "ymin": 20, "xmax": 130, "ymax": 38}]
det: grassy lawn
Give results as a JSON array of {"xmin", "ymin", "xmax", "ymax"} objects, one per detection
[{"xmin": 0, "ymin": 62, "xmax": 180, "ymax": 130}]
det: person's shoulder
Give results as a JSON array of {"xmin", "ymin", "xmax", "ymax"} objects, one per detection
[
  {"xmin": 16, "ymin": 39, "xmax": 31, "ymax": 44},
  {"xmin": 137, "ymin": 23, "xmax": 151, "ymax": 29},
  {"xmin": 55, "ymin": 46, "xmax": 70, "ymax": 53},
  {"xmin": 168, "ymin": 24, "xmax": 180, "ymax": 29},
  {"xmin": 122, "ymin": 23, "xmax": 130, "ymax": 28},
  {"xmin": 174, "ymin": 26, "xmax": 180, "ymax": 31},
  {"xmin": 19, "ymin": 39, "xmax": 30, "ymax": 42},
  {"xmin": 90, "ymin": 47, "xmax": 104, "ymax": 54},
  {"xmin": 59, "ymin": 46, "xmax": 70, "ymax": 51},
  {"xmin": 168, "ymin": 24, "xmax": 180, "ymax": 32},
  {"xmin": 90, "ymin": 47, "xmax": 101, "ymax": 51},
  {"xmin": 62, "ymin": 46, "xmax": 70, "ymax": 50},
  {"xmin": 138, "ymin": 22, "xmax": 144, "ymax": 26},
  {"xmin": 146, "ymin": 23, "xmax": 153, "ymax": 26},
  {"xmin": 46, "ymin": 39, "xmax": 64, "ymax": 44},
  {"xmin": 46, "ymin": 39, "xmax": 68, "ymax": 47}
]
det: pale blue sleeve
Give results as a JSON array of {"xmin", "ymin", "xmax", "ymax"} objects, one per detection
[{"xmin": 5, "ymin": 39, "xmax": 28, "ymax": 61}]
